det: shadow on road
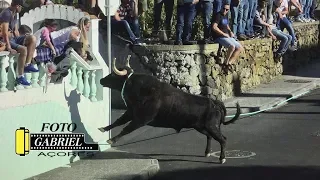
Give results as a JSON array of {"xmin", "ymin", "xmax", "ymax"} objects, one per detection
[
  {"xmin": 150, "ymin": 165, "xmax": 320, "ymax": 180},
  {"xmin": 113, "ymin": 129, "xmax": 194, "ymax": 147}
]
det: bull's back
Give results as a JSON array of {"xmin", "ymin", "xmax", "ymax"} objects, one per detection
[{"xmin": 150, "ymin": 85, "xmax": 210, "ymax": 128}]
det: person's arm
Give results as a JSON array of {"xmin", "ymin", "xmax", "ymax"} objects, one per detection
[
  {"xmin": 281, "ymin": 6, "xmax": 289, "ymax": 15},
  {"xmin": 213, "ymin": 23, "xmax": 229, "ymax": 37},
  {"xmin": 267, "ymin": 26, "xmax": 277, "ymax": 40},
  {"xmin": 70, "ymin": 29, "xmax": 80, "ymax": 41},
  {"xmin": 290, "ymin": 0, "xmax": 302, "ymax": 12},
  {"xmin": 114, "ymin": 7, "xmax": 122, "ymax": 21},
  {"xmin": 226, "ymin": 25, "xmax": 234, "ymax": 37},
  {"xmin": 42, "ymin": 28, "xmax": 56, "ymax": 56},
  {"xmin": 275, "ymin": 7, "xmax": 283, "ymax": 19},
  {"xmin": 14, "ymin": 23, "xmax": 20, "ymax": 37},
  {"xmin": 0, "ymin": 11, "xmax": 15, "ymax": 52}
]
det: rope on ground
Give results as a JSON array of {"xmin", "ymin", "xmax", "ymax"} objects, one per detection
[{"xmin": 225, "ymin": 90, "xmax": 311, "ymax": 118}]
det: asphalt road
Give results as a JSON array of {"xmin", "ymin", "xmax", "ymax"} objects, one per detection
[{"xmin": 110, "ymin": 88, "xmax": 320, "ymax": 180}]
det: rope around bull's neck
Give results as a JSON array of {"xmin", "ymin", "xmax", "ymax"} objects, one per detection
[{"xmin": 121, "ymin": 72, "xmax": 134, "ymax": 107}]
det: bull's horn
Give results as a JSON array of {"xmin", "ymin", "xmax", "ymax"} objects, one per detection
[
  {"xmin": 125, "ymin": 55, "xmax": 131, "ymax": 68},
  {"xmin": 112, "ymin": 58, "xmax": 127, "ymax": 76}
]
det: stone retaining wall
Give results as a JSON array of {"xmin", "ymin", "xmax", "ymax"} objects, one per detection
[
  {"xmin": 109, "ymin": 22, "xmax": 319, "ymax": 109},
  {"xmin": 129, "ymin": 22, "xmax": 319, "ymax": 101}
]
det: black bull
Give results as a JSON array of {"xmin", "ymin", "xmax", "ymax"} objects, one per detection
[{"xmin": 98, "ymin": 57, "xmax": 241, "ymax": 164}]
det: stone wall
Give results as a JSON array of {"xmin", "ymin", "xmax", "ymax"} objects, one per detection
[
  {"xmin": 282, "ymin": 22, "xmax": 320, "ymax": 73},
  {"xmin": 133, "ymin": 38, "xmax": 283, "ymax": 100},
  {"xmin": 109, "ymin": 22, "xmax": 319, "ymax": 108},
  {"xmin": 130, "ymin": 22, "xmax": 319, "ymax": 101}
]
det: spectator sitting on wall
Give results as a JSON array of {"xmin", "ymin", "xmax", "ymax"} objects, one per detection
[
  {"xmin": 274, "ymin": 0, "xmax": 298, "ymax": 50},
  {"xmin": 0, "ymin": 0, "xmax": 39, "ymax": 86},
  {"xmin": 34, "ymin": 19, "xmax": 58, "ymax": 57},
  {"xmin": 212, "ymin": 3, "xmax": 244, "ymax": 72},
  {"xmin": 112, "ymin": 0, "xmax": 144, "ymax": 45},
  {"xmin": 254, "ymin": 6, "xmax": 292, "ymax": 59}
]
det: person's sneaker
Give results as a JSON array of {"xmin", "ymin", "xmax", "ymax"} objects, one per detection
[
  {"xmin": 310, "ymin": 18, "xmax": 316, "ymax": 22},
  {"xmin": 238, "ymin": 34, "xmax": 248, "ymax": 41},
  {"xmin": 183, "ymin": 41, "xmax": 195, "ymax": 45},
  {"xmin": 296, "ymin": 17, "xmax": 304, "ymax": 22},
  {"xmin": 302, "ymin": 17, "xmax": 309, "ymax": 22},
  {"xmin": 16, "ymin": 76, "xmax": 31, "ymax": 86},
  {"xmin": 24, "ymin": 64, "xmax": 39, "ymax": 73},
  {"xmin": 174, "ymin": 41, "xmax": 182, "ymax": 45}
]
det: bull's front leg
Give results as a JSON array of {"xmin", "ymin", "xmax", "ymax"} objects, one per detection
[
  {"xmin": 107, "ymin": 121, "xmax": 145, "ymax": 144},
  {"xmin": 98, "ymin": 110, "xmax": 132, "ymax": 132},
  {"xmin": 107, "ymin": 102, "xmax": 159, "ymax": 144}
]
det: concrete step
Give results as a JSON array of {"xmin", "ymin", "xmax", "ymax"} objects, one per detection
[{"xmin": 26, "ymin": 148, "xmax": 160, "ymax": 180}]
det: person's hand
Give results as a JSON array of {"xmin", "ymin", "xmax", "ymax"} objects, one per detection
[
  {"xmin": 223, "ymin": 33, "xmax": 230, "ymax": 38},
  {"xmin": 51, "ymin": 49, "xmax": 57, "ymax": 57},
  {"xmin": 7, "ymin": 48, "xmax": 17, "ymax": 54},
  {"xmin": 271, "ymin": 35, "xmax": 277, "ymax": 40},
  {"xmin": 192, "ymin": 0, "xmax": 199, "ymax": 4},
  {"xmin": 230, "ymin": 32, "xmax": 235, "ymax": 38},
  {"xmin": 0, "ymin": 41, "xmax": 5, "ymax": 47}
]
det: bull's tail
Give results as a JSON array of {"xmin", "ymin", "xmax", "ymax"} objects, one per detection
[{"xmin": 222, "ymin": 102, "xmax": 241, "ymax": 125}]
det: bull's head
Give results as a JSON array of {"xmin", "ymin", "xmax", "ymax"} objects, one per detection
[{"xmin": 100, "ymin": 55, "xmax": 133, "ymax": 91}]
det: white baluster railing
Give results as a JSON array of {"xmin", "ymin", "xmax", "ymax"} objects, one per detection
[{"xmin": 67, "ymin": 49, "xmax": 102, "ymax": 102}]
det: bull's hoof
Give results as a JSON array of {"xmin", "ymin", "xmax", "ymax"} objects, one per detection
[
  {"xmin": 107, "ymin": 139, "xmax": 114, "ymax": 144},
  {"xmin": 98, "ymin": 127, "xmax": 106, "ymax": 132},
  {"xmin": 220, "ymin": 158, "xmax": 226, "ymax": 164},
  {"xmin": 205, "ymin": 153, "xmax": 212, "ymax": 157}
]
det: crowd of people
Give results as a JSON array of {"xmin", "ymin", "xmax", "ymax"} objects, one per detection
[
  {"xmin": 0, "ymin": 0, "xmax": 92, "ymax": 86},
  {"xmin": 112, "ymin": 0, "xmax": 318, "ymax": 66}
]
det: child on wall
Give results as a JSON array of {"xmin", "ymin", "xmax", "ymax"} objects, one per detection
[{"xmin": 33, "ymin": 19, "xmax": 58, "ymax": 57}]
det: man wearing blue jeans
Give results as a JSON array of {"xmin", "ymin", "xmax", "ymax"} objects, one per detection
[
  {"xmin": 212, "ymin": 3, "xmax": 243, "ymax": 66},
  {"xmin": 245, "ymin": 0, "xmax": 257, "ymax": 38},
  {"xmin": 274, "ymin": 0, "xmax": 297, "ymax": 49},
  {"xmin": 304, "ymin": 0, "xmax": 313, "ymax": 22},
  {"xmin": 194, "ymin": 0, "xmax": 213, "ymax": 43},
  {"xmin": 231, "ymin": 0, "xmax": 249, "ymax": 41},
  {"xmin": 254, "ymin": 7, "xmax": 292, "ymax": 58},
  {"xmin": 175, "ymin": 0, "xmax": 198, "ymax": 45}
]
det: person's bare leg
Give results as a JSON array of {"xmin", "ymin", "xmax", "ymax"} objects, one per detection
[
  {"xmin": 24, "ymin": 35, "xmax": 36, "ymax": 65},
  {"xmin": 228, "ymin": 46, "xmax": 243, "ymax": 65},
  {"xmin": 224, "ymin": 45, "xmax": 235, "ymax": 64},
  {"xmin": 16, "ymin": 46, "xmax": 27, "ymax": 76}
]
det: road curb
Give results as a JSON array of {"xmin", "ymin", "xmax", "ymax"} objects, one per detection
[{"xmin": 132, "ymin": 159, "xmax": 160, "ymax": 180}]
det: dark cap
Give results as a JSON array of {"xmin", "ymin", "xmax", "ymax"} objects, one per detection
[{"xmin": 11, "ymin": 0, "xmax": 29, "ymax": 7}]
